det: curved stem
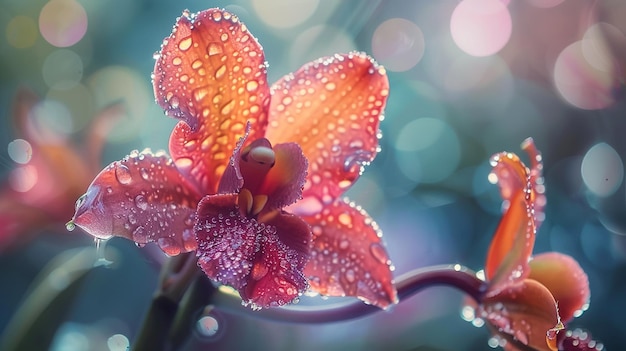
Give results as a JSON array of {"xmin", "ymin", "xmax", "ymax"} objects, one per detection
[
  {"xmin": 131, "ymin": 252, "xmax": 199, "ymax": 351},
  {"xmin": 213, "ymin": 264, "xmax": 488, "ymax": 324}
]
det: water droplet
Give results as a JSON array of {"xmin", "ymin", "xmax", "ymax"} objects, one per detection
[
  {"xmin": 158, "ymin": 237, "xmax": 181, "ymax": 256},
  {"xmin": 215, "ymin": 64, "xmax": 226, "ymax": 79},
  {"xmin": 134, "ymin": 194, "xmax": 148, "ymax": 211},
  {"xmin": 345, "ymin": 269, "xmax": 355, "ymax": 282},
  {"xmin": 175, "ymin": 157, "xmax": 193, "ymax": 170},
  {"xmin": 207, "ymin": 42, "xmax": 223, "ymax": 56},
  {"xmin": 338, "ymin": 239, "xmax": 349, "ymax": 250},
  {"xmin": 338, "ymin": 213, "xmax": 352, "ymax": 227},
  {"xmin": 139, "ymin": 168, "xmax": 150, "ymax": 181},
  {"xmin": 133, "ymin": 226, "xmax": 147, "ymax": 242},
  {"xmin": 65, "ymin": 220, "xmax": 76, "ymax": 231},
  {"xmin": 94, "ymin": 238, "xmax": 113, "ymax": 267},
  {"xmin": 178, "ymin": 37, "xmax": 192, "ymax": 51},
  {"xmin": 369, "ymin": 243, "xmax": 389, "ymax": 265},
  {"xmin": 221, "ymin": 100, "xmax": 235, "ymax": 115},
  {"xmin": 115, "ymin": 164, "xmax": 132, "ymax": 185},
  {"xmin": 246, "ymin": 80, "xmax": 258, "ymax": 92},
  {"xmin": 325, "ymin": 82, "xmax": 336, "ymax": 91}
]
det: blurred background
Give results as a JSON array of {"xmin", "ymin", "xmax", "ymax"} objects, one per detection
[{"xmin": 1, "ymin": 0, "xmax": 625, "ymax": 350}]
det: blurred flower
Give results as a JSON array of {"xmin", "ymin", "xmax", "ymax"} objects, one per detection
[
  {"xmin": 474, "ymin": 139, "xmax": 590, "ymax": 351},
  {"xmin": 69, "ymin": 8, "xmax": 397, "ymax": 309},
  {"xmin": 0, "ymin": 89, "xmax": 123, "ymax": 252}
]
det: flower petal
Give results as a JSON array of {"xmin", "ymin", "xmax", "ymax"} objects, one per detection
[
  {"xmin": 485, "ymin": 152, "xmax": 536, "ymax": 293},
  {"xmin": 195, "ymin": 194, "xmax": 256, "ymax": 292},
  {"xmin": 195, "ymin": 195, "xmax": 310, "ymax": 308},
  {"xmin": 153, "ymin": 8, "xmax": 270, "ymax": 193},
  {"xmin": 296, "ymin": 198, "xmax": 398, "ymax": 309},
  {"xmin": 529, "ymin": 252, "xmax": 590, "ymax": 323},
  {"xmin": 71, "ymin": 150, "xmax": 202, "ymax": 255},
  {"xmin": 244, "ymin": 211, "xmax": 310, "ymax": 308},
  {"xmin": 480, "ymin": 279, "xmax": 560, "ymax": 351},
  {"xmin": 265, "ymin": 52, "xmax": 388, "ymax": 204},
  {"xmin": 521, "ymin": 138, "xmax": 546, "ymax": 229},
  {"xmin": 259, "ymin": 142, "xmax": 308, "ymax": 211}
]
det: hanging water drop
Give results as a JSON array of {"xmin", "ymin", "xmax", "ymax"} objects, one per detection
[
  {"xmin": 93, "ymin": 238, "xmax": 113, "ymax": 267},
  {"xmin": 65, "ymin": 220, "xmax": 76, "ymax": 231}
]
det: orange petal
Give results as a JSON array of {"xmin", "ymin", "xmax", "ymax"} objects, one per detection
[
  {"xmin": 521, "ymin": 138, "xmax": 546, "ymax": 230},
  {"xmin": 529, "ymin": 252, "xmax": 590, "ymax": 323},
  {"xmin": 480, "ymin": 279, "xmax": 560, "ymax": 351},
  {"xmin": 296, "ymin": 198, "xmax": 398, "ymax": 309},
  {"xmin": 265, "ymin": 52, "xmax": 388, "ymax": 205},
  {"xmin": 485, "ymin": 152, "xmax": 535, "ymax": 293},
  {"xmin": 153, "ymin": 8, "xmax": 270, "ymax": 193}
]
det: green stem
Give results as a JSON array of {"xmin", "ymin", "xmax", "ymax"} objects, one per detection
[
  {"xmin": 167, "ymin": 275, "xmax": 217, "ymax": 350},
  {"xmin": 131, "ymin": 252, "xmax": 200, "ymax": 351}
]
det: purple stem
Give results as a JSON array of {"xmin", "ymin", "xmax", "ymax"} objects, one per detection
[{"xmin": 213, "ymin": 264, "xmax": 488, "ymax": 324}]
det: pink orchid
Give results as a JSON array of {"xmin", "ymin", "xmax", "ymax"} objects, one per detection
[
  {"xmin": 474, "ymin": 139, "xmax": 590, "ymax": 351},
  {"xmin": 0, "ymin": 89, "xmax": 122, "ymax": 252},
  {"xmin": 69, "ymin": 8, "xmax": 397, "ymax": 309}
]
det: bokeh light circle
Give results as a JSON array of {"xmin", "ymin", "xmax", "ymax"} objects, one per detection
[
  {"xmin": 6, "ymin": 16, "xmax": 38, "ymax": 49},
  {"xmin": 372, "ymin": 18, "xmax": 425, "ymax": 72},
  {"xmin": 39, "ymin": 0, "xmax": 88, "ymax": 47},
  {"xmin": 9, "ymin": 165, "xmax": 38, "ymax": 193},
  {"xmin": 581, "ymin": 142, "xmax": 624, "ymax": 197},
  {"xmin": 252, "ymin": 0, "xmax": 319, "ymax": 28},
  {"xmin": 43, "ymin": 49, "xmax": 84, "ymax": 90},
  {"xmin": 288, "ymin": 25, "xmax": 355, "ymax": 69},
  {"xmin": 450, "ymin": 0, "xmax": 512, "ymax": 57},
  {"xmin": 527, "ymin": 0, "xmax": 565, "ymax": 8},
  {"xmin": 87, "ymin": 66, "xmax": 150, "ymax": 143},
  {"xmin": 30, "ymin": 99, "xmax": 74, "ymax": 142},
  {"xmin": 46, "ymin": 83, "xmax": 94, "ymax": 133},
  {"xmin": 196, "ymin": 316, "xmax": 219, "ymax": 337},
  {"xmin": 7, "ymin": 139, "xmax": 33, "ymax": 164},
  {"xmin": 582, "ymin": 23, "xmax": 622, "ymax": 73},
  {"xmin": 554, "ymin": 40, "xmax": 616, "ymax": 110},
  {"xmin": 107, "ymin": 334, "xmax": 129, "ymax": 351},
  {"xmin": 394, "ymin": 118, "xmax": 461, "ymax": 183}
]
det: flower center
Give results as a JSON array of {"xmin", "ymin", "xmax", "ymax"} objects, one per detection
[{"xmin": 237, "ymin": 138, "xmax": 275, "ymax": 218}]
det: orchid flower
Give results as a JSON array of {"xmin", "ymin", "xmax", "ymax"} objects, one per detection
[
  {"xmin": 473, "ymin": 139, "xmax": 593, "ymax": 351},
  {"xmin": 68, "ymin": 8, "xmax": 397, "ymax": 309},
  {"xmin": 0, "ymin": 89, "xmax": 122, "ymax": 252}
]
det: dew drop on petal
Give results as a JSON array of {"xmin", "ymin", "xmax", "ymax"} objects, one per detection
[
  {"xmin": 134, "ymin": 194, "xmax": 148, "ymax": 211},
  {"xmin": 369, "ymin": 243, "xmax": 389, "ymax": 264},
  {"xmin": 115, "ymin": 164, "xmax": 132, "ymax": 185},
  {"xmin": 178, "ymin": 37, "xmax": 192, "ymax": 51},
  {"xmin": 140, "ymin": 168, "xmax": 150, "ymax": 180},
  {"xmin": 158, "ymin": 237, "xmax": 181, "ymax": 256},
  {"xmin": 132, "ymin": 226, "xmax": 147, "ymax": 242},
  {"xmin": 207, "ymin": 42, "xmax": 223, "ymax": 56},
  {"xmin": 338, "ymin": 238, "xmax": 349, "ymax": 250},
  {"xmin": 345, "ymin": 269, "xmax": 356, "ymax": 282}
]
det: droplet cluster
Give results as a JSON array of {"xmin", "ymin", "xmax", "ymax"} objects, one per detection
[
  {"xmin": 301, "ymin": 197, "xmax": 397, "ymax": 308},
  {"xmin": 152, "ymin": 8, "xmax": 271, "ymax": 194},
  {"xmin": 73, "ymin": 149, "xmax": 202, "ymax": 254},
  {"xmin": 265, "ymin": 52, "xmax": 388, "ymax": 206},
  {"xmin": 195, "ymin": 195, "xmax": 308, "ymax": 309}
]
